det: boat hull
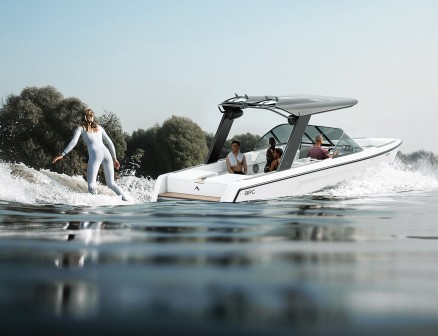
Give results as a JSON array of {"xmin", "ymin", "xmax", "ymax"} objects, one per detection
[{"xmin": 151, "ymin": 138, "xmax": 402, "ymax": 203}]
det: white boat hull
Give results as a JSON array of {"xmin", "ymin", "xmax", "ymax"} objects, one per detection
[{"xmin": 151, "ymin": 138, "xmax": 401, "ymax": 203}]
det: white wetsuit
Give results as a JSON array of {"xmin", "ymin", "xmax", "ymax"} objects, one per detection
[{"xmin": 62, "ymin": 125, "xmax": 127, "ymax": 200}]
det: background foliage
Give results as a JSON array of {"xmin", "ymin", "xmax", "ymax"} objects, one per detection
[
  {"xmin": 0, "ymin": 86, "xmax": 265, "ymax": 179},
  {"xmin": 0, "ymin": 86, "xmax": 84, "ymax": 175},
  {"xmin": 0, "ymin": 86, "xmax": 126, "ymax": 178},
  {"xmin": 98, "ymin": 110, "xmax": 127, "ymax": 161},
  {"xmin": 125, "ymin": 116, "xmax": 209, "ymax": 178}
]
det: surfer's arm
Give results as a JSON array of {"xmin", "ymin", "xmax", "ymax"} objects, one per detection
[
  {"xmin": 100, "ymin": 126, "xmax": 120, "ymax": 170},
  {"xmin": 51, "ymin": 155, "xmax": 63, "ymax": 164},
  {"xmin": 100, "ymin": 126, "xmax": 117, "ymax": 159},
  {"xmin": 62, "ymin": 127, "xmax": 82, "ymax": 156},
  {"xmin": 52, "ymin": 127, "xmax": 82, "ymax": 164}
]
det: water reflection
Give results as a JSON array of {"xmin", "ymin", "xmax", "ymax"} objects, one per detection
[
  {"xmin": 54, "ymin": 251, "xmax": 85, "ymax": 269},
  {"xmin": 17, "ymin": 278, "xmax": 351, "ymax": 335},
  {"xmin": 34, "ymin": 281, "xmax": 98, "ymax": 317},
  {"xmin": 283, "ymin": 224, "xmax": 357, "ymax": 241},
  {"xmin": 42, "ymin": 221, "xmax": 360, "ymax": 275},
  {"xmin": 0, "ymin": 204, "xmax": 360, "ymax": 270},
  {"xmin": 2, "ymin": 199, "xmax": 438, "ymax": 335},
  {"xmin": 0, "ymin": 201, "xmax": 360, "ymax": 324}
]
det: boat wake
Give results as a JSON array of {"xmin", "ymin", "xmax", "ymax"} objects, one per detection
[
  {"xmin": 0, "ymin": 158, "xmax": 437, "ymax": 206},
  {"xmin": 0, "ymin": 161, "xmax": 155, "ymax": 206},
  {"xmin": 312, "ymin": 158, "xmax": 438, "ymax": 199}
]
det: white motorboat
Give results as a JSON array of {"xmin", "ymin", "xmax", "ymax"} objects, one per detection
[{"xmin": 150, "ymin": 94, "xmax": 402, "ymax": 202}]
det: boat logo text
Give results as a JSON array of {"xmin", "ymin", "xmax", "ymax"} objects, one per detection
[{"xmin": 245, "ymin": 189, "xmax": 255, "ymax": 196}]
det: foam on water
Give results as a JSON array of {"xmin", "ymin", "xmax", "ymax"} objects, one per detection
[
  {"xmin": 314, "ymin": 159, "xmax": 438, "ymax": 199},
  {"xmin": 1, "ymin": 158, "xmax": 437, "ymax": 206},
  {"xmin": 0, "ymin": 161, "xmax": 155, "ymax": 206}
]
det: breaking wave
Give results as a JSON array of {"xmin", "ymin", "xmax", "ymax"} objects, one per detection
[
  {"xmin": 0, "ymin": 161, "xmax": 155, "ymax": 206},
  {"xmin": 313, "ymin": 158, "xmax": 438, "ymax": 199},
  {"xmin": 0, "ymin": 157, "xmax": 437, "ymax": 206}
]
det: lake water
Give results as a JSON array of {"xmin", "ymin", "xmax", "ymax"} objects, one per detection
[{"xmin": 1, "ymin": 159, "xmax": 438, "ymax": 335}]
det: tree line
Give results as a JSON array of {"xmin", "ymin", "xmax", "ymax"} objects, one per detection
[
  {"xmin": 0, "ymin": 86, "xmax": 261, "ymax": 180},
  {"xmin": 2, "ymin": 86, "xmax": 430, "ymax": 183}
]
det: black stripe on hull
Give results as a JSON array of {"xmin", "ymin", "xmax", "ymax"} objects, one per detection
[{"xmin": 232, "ymin": 141, "xmax": 402, "ymax": 202}]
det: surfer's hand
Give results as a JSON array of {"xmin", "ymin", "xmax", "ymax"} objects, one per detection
[
  {"xmin": 52, "ymin": 155, "xmax": 63, "ymax": 164},
  {"xmin": 113, "ymin": 158, "xmax": 120, "ymax": 170}
]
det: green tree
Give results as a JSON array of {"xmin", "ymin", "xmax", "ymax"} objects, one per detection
[
  {"xmin": 98, "ymin": 110, "xmax": 127, "ymax": 161},
  {"xmin": 0, "ymin": 86, "xmax": 126, "ymax": 179},
  {"xmin": 204, "ymin": 132, "xmax": 215, "ymax": 150},
  {"xmin": 125, "ymin": 124, "xmax": 160, "ymax": 177},
  {"xmin": 396, "ymin": 150, "xmax": 438, "ymax": 167},
  {"xmin": 210, "ymin": 132, "xmax": 261, "ymax": 160},
  {"xmin": 0, "ymin": 86, "xmax": 87, "ymax": 174},
  {"xmin": 155, "ymin": 115, "xmax": 208, "ymax": 173},
  {"xmin": 230, "ymin": 132, "xmax": 260, "ymax": 153},
  {"xmin": 46, "ymin": 97, "xmax": 87, "ymax": 176}
]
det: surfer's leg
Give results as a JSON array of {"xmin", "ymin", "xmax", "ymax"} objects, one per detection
[
  {"xmin": 102, "ymin": 154, "xmax": 127, "ymax": 201},
  {"xmin": 87, "ymin": 154, "xmax": 100, "ymax": 195}
]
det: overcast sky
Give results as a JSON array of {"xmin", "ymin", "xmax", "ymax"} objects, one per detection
[{"xmin": 1, "ymin": 0, "xmax": 437, "ymax": 153}]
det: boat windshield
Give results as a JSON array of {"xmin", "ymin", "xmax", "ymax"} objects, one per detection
[{"xmin": 255, "ymin": 124, "xmax": 363, "ymax": 157}]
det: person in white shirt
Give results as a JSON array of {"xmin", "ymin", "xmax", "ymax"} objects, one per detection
[{"xmin": 226, "ymin": 140, "xmax": 247, "ymax": 175}]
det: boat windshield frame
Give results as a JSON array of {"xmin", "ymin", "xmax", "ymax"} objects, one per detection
[
  {"xmin": 255, "ymin": 123, "xmax": 363, "ymax": 158},
  {"xmin": 205, "ymin": 94, "xmax": 359, "ymax": 168}
]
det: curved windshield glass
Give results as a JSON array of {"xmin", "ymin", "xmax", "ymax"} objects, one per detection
[
  {"xmin": 255, "ymin": 123, "xmax": 363, "ymax": 157},
  {"xmin": 302, "ymin": 126, "xmax": 343, "ymax": 146},
  {"xmin": 255, "ymin": 124, "xmax": 294, "ymax": 150},
  {"xmin": 333, "ymin": 132, "xmax": 363, "ymax": 157}
]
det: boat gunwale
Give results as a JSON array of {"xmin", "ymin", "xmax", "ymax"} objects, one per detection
[{"xmin": 231, "ymin": 139, "xmax": 402, "ymax": 202}]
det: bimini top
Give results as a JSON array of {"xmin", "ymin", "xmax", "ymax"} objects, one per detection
[{"xmin": 220, "ymin": 94, "xmax": 358, "ymax": 117}]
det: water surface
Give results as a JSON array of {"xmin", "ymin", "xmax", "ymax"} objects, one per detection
[{"xmin": 1, "ymin": 161, "xmax": 438, "ymax": 335}]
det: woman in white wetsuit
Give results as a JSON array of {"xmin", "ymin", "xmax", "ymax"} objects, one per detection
[{"xmin": 52, "ymin": 108, "xmax": 127, "ymax": 201}]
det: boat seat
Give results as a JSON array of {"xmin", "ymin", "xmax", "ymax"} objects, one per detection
[
  {"xmin": 244, "ymin": 152, "xmax": 262, "ymax": 175},
  {"xmin": 299, "ymin": 145, "xmax": 311, "ymax": 159}
]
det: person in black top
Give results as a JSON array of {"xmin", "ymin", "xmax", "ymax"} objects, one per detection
[{"xmin": 264, "ymin": 137, "xmax": 276, "ymax": 173}]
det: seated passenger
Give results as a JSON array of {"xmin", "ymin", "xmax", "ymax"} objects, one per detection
[
  {"xmin": 264, "ymin": 137, "xmax": 276, "ymax": 173},
  {"xmin": 267, "ymin": 147, "xmax": 283, "ymax": 172},
  {"xmin": 226, "ymin": 140, "xmax": 247, "ymax": 175},
  {"xmin": 308, "ymin": 134, "xmax": 331, "ymax": 160}
]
